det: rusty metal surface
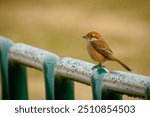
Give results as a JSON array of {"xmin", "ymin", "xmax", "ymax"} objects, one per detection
[{"xmin": 9, "ymin": 43, "xmax": 60, "ymax": 70}]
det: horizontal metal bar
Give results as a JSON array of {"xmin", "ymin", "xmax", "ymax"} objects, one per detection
[
  {"xmin": 55, "ymin": 57, "xmax": 150, "ymax": 98},
  {"xmin": 55, "ymin": 57, "xmax": 101, "ymax": 85},
  {"xmin": 103, "ymin": 71, "xmax": 150, "ymax": 98},
  {"xmin": 8, "ymin": 43, "xmax": 150, "ymax": 98},
  {"xmin": 55, "ymin": 57, "xmax": 109, "ymax": 84},
  {"xmin": 9, "ymin": 43, "xmax": 60, "ymax": 70}
]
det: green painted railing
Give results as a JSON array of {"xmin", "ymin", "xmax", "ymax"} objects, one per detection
[{"xmin": 0, "ymin": 36, "xmax": 150, "ymax": 100}]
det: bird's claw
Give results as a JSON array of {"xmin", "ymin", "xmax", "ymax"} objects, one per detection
[
  {"xmin": 91, "ymin": 65, "xmax": 99, "ymax": 70},
  {"xmin": 91, "ymin": 64, "xmax": 105, "ymax": 70}
]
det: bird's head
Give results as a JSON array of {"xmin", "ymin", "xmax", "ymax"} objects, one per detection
[{"xmin": 83, "ymin": 31, "xmax": 101, "ymax": 41}]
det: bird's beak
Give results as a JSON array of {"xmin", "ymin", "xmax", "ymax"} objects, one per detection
[{"xmin": 83, "ymin": 35, "xmax": 86, "ymax": 39}]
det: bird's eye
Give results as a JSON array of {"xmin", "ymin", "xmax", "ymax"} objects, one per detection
[{"xmin": 90, "ymin": 34, "xmax": 95, "ymax": 37}]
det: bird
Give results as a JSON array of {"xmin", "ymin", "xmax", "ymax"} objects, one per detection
[{"xmin": 83, "ymin": 31, "xmax": 132, "ymax": 71}]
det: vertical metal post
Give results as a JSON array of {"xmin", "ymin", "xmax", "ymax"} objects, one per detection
[
  {"xmin": 9, "ymin": 43, "xmax": 61, "ymax": 100},
  {"xmin": 54, "ymin": 57, "xmax": 80, "ymax": 100},
  {"xmin": 42, "ymin": 56, "xmax": 60, "ymax": 100},
  {"xmin": 8, "ymin": 61, "xmax": 28, "ymax": 99},
  {"xmin": 91, "ymin": 67, "xmax": 107, "ymax": 100},
  {"xmin": 0, "ymin": 36, "xmax": 13, "ymax": 99},
  {"xmin": 55, "ymin": 76, "xmax": 74, "ymax": 100},
  {"xmin": 146, "ymin": 85, "xmax": 150, "ymax": 99},
  {"xmin": 91, "ymin": 67, "xmax": 122, "ymax": 100}
]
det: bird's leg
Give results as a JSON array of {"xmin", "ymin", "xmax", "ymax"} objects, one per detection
[
  {"xmin": 98, "ymin": 62, "xmax": 102, "ymax": 66},
  {"xmin": 99, "ymin": 62, "xmax": 106, "ymax": 68},
  {"xmin": 92, "ymin": 62, "xmax": 105, "ymax": 70}
]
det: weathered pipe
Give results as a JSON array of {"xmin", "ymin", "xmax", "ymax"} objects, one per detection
[{"xmin": 9, "ymin": 43, "xmax": 150, "ymax": 99}]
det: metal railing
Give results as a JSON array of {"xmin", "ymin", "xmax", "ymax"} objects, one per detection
[{"xmin": 0, "ymin": 36, "xmax": 150, "ymax": 100}]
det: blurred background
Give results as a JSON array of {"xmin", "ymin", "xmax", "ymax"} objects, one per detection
[{"xmin": 0, "ymin": 0, "xmax": 150, "ymax": 99}]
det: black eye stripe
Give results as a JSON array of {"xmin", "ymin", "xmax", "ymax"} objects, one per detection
[{"xmin": 91, "ymin": 34, "xmax": 95, "ymax": 37}]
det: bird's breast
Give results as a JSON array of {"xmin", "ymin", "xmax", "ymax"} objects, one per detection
[{"xmin": 87, "ymin": 43, "xmax": 106, "ymax": 63}]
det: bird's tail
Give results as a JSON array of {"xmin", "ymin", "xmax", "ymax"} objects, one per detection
[{"xmin": 112, "ymin": 57, "xmax": 132, "ymax": 71}]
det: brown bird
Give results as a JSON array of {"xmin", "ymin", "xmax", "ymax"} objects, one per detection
[{"xmin": 83, "ymin": 31, "xmax": 131, "ymax": 71}]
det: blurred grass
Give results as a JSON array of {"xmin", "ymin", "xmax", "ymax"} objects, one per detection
[{"xmin": 0, "ymin": 0, "xmax": 150, "ymax": 99}]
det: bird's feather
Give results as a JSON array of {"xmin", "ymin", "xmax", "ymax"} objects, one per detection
[{"xmin": 91, "ymin": 40, "xmax": 114, "ymax": 60}]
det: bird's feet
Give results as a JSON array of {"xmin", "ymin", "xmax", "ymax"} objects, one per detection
[
  {"xmin": 92, "ymin": 65, "xmax": 99, "ymax": 70},
  {"xmin": 92, "ymin": 63, "xmax": 105, "ymax": 70}
]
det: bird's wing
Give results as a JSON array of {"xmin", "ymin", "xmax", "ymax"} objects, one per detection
[{"xmin": 91, "ymin": 40, "xmax": 114, "ymax": 60}]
